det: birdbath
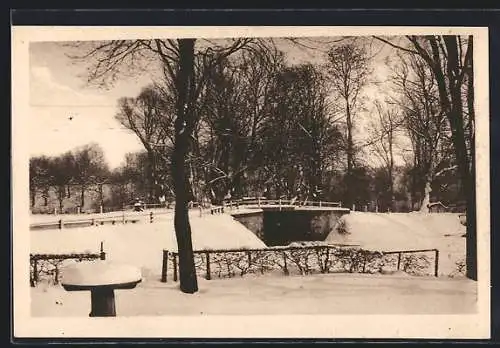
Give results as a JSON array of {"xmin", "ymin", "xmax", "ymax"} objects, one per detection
[{"xmin": 61, "ymin": 261, "xmax": 142, "ymax": 317}]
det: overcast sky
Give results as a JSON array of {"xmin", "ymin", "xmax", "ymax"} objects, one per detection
[{"xmin": 28, "ymin": 37, "xmax": 398, "ymax": 169}]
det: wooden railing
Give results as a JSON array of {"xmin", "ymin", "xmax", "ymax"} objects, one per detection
[
  {"xmin": 161, "ymin": 245, "xmax": 439, "ymax": 282},
  {"xmin": 226, "ymin": 198, "xmax": 343, "ymax": 209},
  {"xmin": 29, "ymin": 210, "xmax": 175, "ymax": 231},
  {"xmin": 30, "ymin": 242, "xmax": 106, "ymax": 286}
]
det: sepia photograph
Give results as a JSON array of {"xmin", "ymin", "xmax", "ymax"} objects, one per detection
[{"xmin": 11, "ymin": 26, "xmax": 490, "ymax": 339}]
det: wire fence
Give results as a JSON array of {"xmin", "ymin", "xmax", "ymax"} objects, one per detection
[{"xmin": 161, "ymin": 245, "xmax": 439, "ymax": 282}]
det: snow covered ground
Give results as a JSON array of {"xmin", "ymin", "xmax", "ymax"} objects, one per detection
[
  {"xmin": 29, "ymin": 210, "xmax": 475, "ymax": 317},
  {"xmin": 30, "ymin": 211, "xmax": 266, "ymax": 278},
  {"xmin": 325, "ymin": 212, "xmax": 466, "ymax": 276},
  {"xmin": 31, "ymin": 273, "xmax": 477, "ymax": 316}
]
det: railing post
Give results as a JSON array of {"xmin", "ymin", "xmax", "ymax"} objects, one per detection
[
  {"xmin": 283, "ymin": 251, "xmax": 289, "ymax": 276},
  {"xmin": 319, "ymin": 201, "xmax": 322, "ymax": 207},
  {"xmin": 100, "ymin": 241, "xmax": 106, "ymax": 260},
  {"xmin": 161, "ymin": 250, "xmax": 168, "ymax": 282},
  {"xmin": 173, "ymin": 254, "xmax": 178, "ymax": 282},
  {"xmin": 434, "ymin": 249, "xmax": 439, "ymax": 277},
  {"xmin": 31, "ymin": 259, "xmax": 38, "ymax": 287},
  {"xmin": 205, "ymin": 252, "xmax": 211, "ymax": 280},
  {"xmin": 59, "ymin": 219, "xmax": 63, "ymax": 230},
  {"xmin": 122, "ymin": 209, "xmax": 125, "ymax": 224},
  {"xmin": 396, "ymin": 252, "xmax": 402, "ymax": 271},
  {"xmin": 150, "ymin": 211, "xmax": 154, "ymax": 223}
]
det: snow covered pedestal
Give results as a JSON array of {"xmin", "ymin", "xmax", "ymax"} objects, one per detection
[{"xmin": 61, "ymin": 261, "xmax": 142, "ymax": 317}]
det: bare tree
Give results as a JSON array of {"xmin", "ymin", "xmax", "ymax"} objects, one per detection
[
  {"xmin": 390, "ymin": 52, "xmax": 455, "ymax": 212},
  {"xmin": 116, "ymin": 85, "xmax": 175, "ymax": 202},
  {"xmin": 71, "ymin": 37, "xmax": 265, "ymax": 293},
  {"xmin": 72, "ymin": 143, "xmax": 109, "ymax": 210},
  {"xmin": 368, "ymin": 100, "xmax": 403, "ymax": 211},
  {"xmin": 375, "ymin": 35, "xmax": 476, "ymax": 280},
  {"xmin": 326, "ymin": 43, "xmax": 371, "ymax": 207}
]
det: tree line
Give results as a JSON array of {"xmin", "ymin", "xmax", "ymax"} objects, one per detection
[{"xmin": 30, "ymin": 35, "xmax": 476, "ymax": 291}]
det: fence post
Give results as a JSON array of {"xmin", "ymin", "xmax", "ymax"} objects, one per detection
[
  {"xmin": 283, "ymin": 252, "xmax": 289, "ymax": 276},
  {"xmin": 59, "ymin": 219, "xmax": 63, "ymax": 230},
  {"xmin": 205, "ymin": 252, "xmax": 211, "ymax": 280},
  {"xmin": 100, "ymin": 241, "xmax": 106, "ymax": 260},
  {"xmin": 319, "ymin": 201, "xmax": 322, "ymax": 207},
  {"xmin": 100, "ymin": 205, "xmax": 103, "ymax": 214},
  {"xmin": 173, "ymin": 254, "xmax": 178, "ymax": 282},
  {"xmin": 258, "ymin": 197, "xmax": 261, "ymax": 208},
  {"xmin": 122, "ymin": 209, "xmax": 125, "ymax": 224},
  {"xmin": 397, "ymin": 252, "xmax": 402, "ymax": 271},
  {"xmin": 150, "ymin": 211, "xmax": 154, "ymax": 223},
  {"xmin": 434, "ymin": 249, "xmax": 440, "ymax": 277},
  {"xmin": 31, "ymin": 259, "xmax": 38, "ymax": 287},
  {"xmin": 161, "ymin": 250, "xmax": 168, "ymax": 282}
]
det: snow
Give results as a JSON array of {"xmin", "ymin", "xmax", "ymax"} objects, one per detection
[
  {"xmin": 31, "ymin": 273, "xmax": 477, "ymax": 316},
  {"xmin": 29, "ymin": 210, "xmax": 474, "ymax": 317},
  {"xmin": 325, "ymin": 212, "xmax": 466, "ymax": 276},
  {"xmin": 30, "ymin": 211, "xmax": 266, "ymax": 278}
]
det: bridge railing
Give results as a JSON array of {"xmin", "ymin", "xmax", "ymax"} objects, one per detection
[{"xmin": 224, "ymin": 198, "xmax": 343, "ymax": 209}]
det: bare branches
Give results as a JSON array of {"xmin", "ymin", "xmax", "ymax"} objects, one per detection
[{"xmin": 373, "ymin": 36, "xmax": 419, "ymax": 55}]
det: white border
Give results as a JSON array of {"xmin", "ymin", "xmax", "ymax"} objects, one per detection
[{"xmin": 12, "ymin": 26, "xmax": 491, "ymax": 339}]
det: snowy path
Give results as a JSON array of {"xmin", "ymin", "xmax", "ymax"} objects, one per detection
[{"xmin": 31, "ymin": 273, "xmax": 477, "ymax": 316}]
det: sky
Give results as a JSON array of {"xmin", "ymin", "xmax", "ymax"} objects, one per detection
[{"xmin": 28, "ymin": 37, "xmax": 399, "ymax": 169}]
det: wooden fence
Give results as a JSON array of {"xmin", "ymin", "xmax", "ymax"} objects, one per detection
[
  {"xmin": 161, "ymin": 245, "xmax": 439, "ymax": 282},
  {"xmin": 30, "ymin": 242, "xmax": 106, "ymax": 286}
]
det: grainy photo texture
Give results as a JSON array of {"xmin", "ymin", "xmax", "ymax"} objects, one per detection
[{"xmin": 12, "ymin": 26, "xmax": 490, "ymax": 339}]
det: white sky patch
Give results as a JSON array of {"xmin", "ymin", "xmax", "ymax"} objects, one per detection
[{"xmin": 29, "ymin": 55, "xmax": 143, "ymax": 168}]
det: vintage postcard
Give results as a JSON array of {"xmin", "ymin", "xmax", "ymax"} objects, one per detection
[{"xmin": 12, "ymin": 26, "xmax": 490, "ymax": 339}]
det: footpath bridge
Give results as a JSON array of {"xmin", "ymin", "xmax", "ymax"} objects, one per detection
[{"xmin": 29, "ymin": 199, "xmax": 345, "ymax": 231}]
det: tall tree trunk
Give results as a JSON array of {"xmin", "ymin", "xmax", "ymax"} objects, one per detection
[
  {"xmin": 442, "ymin": 36, "xmax": 476, "ymax": 280},
  {"xmin": 345, "ymin": 103, "xmax": 354, "ymax": 207},
  {"xmin": 30, "ymin": 188, "xmax": 36, "ymax": 208},
  {"xmin": 420, "ymin": 180, "xmax": 432, "ymax": 213},
  {"xmin": 466, "ymin": 37, "xmax": 477, "ymax": 280},
  {"xmin": 80, "ymin": 185, "xmax": 85, "ymax": 209},
  {"xmin": 172, "ymin": 39, "xmax": 198, "ymax": 294},
  {"xmin": 58, "ymin": 186, "xmax": 64, "ymax": 213}
]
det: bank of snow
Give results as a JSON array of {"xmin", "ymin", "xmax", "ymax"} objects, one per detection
[
  {"xmin": 30, "ymin": 212, "xmax": 266, "ymax": 278},
  {"xmin": 325, "ymin": 212, "xmax": 466, "ymax": 276}
]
